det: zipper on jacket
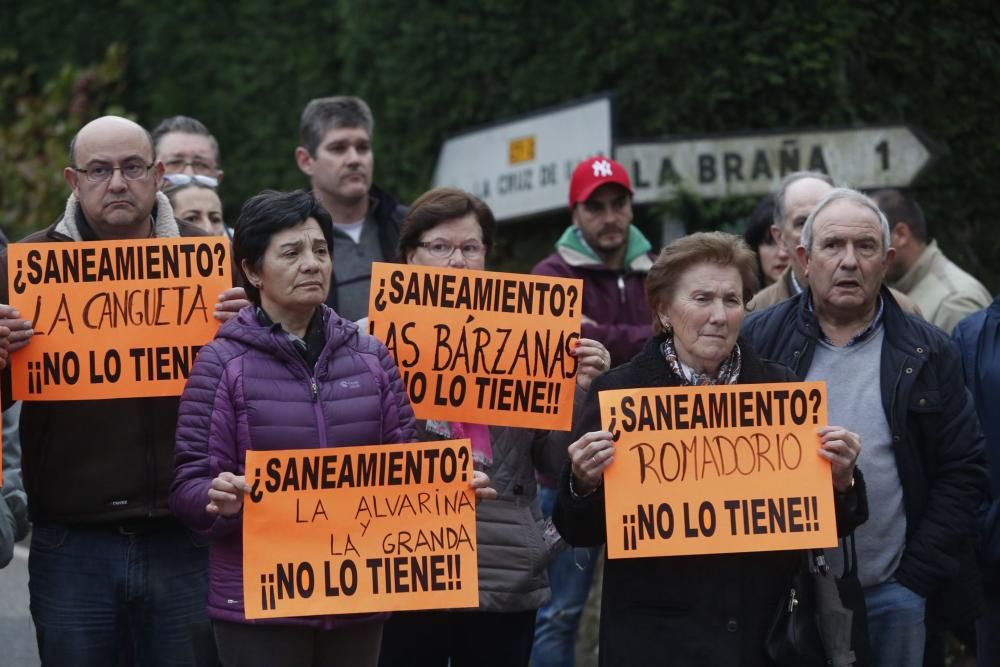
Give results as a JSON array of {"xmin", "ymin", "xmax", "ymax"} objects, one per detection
[
  {"xmin": 617, "ymin": 275, "xmax": 626, "ymax": 304},
  {"xmin": 269, "ymin": 327, "xmax": 329, "ymax": 447}
]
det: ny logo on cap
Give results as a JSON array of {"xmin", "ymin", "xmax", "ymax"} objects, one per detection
[{"xmin": 592, "ymin": 159, "xmax": 613, "ymax": 178}]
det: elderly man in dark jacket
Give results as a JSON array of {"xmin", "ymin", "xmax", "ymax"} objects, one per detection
[
  {"xmin": 0, "ymin": 116, "xmax": 248, "ymax": 665},
  {"xmin": 742, "ymin": 188, "xmax": 989, "ymax": 666}
]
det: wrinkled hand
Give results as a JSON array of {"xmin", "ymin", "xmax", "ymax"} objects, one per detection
[
  {"xmin": 817, "ymin": 426, "xmax": 861, "ymax": 493},
  {"xmin": 215, "ymin": 287, "xmax": 250, "ymax": 323},
  {"xmin": 573, "ymin": 338, "xmax": 610, "ymax": 392},
  {"xmin": 0, "ymin": 325, "xmax": 9, "ymax": 370},
  {"xmin": 568, "ymin": 430, "xmax": 615, "ymax": 495},
  {"xmin": 206, "ymin": 472, "xmax": 251, "ymax": 517},
  {"xmin": 0, "ymin": 304, "xmax": 34, "ymax": 353},
  {"xmin": 470, "ymin": 470, "xmax": 498, "ymax": 503}
]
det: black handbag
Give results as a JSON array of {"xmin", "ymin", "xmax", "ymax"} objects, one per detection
[{"xmin": 765, "ymin": 534, "xmax": 871, "ymax": 667}]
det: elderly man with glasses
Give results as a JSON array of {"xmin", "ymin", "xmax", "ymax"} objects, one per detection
[{"xmin": 0, "ymin": 115, "xmax": 248, "ymax": 665}]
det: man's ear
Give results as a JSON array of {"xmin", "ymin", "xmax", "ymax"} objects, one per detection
[
  {"xmin": 890, "ymin": 221, "xmax": 912, "ymax": 249},
  {"xmin": 795, "ymin": 245, "xmax": 810, "ymax": 277},
  {"xmin": 883, "ymin": 246, "xmax": 896, "ymax": 268},
  {"xmin": 64, "ymin": 166, "xmax": 80, "ymax": 195},
  {"xmin": 294, "ymin": 147, "xmax": 313, "ymax": 176},
  {"xmin": 153, "ymin": 160, "xmax": 165, "ymax": 190}
]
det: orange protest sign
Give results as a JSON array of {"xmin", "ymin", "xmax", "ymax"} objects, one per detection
[
  {"xmin": 243, "ymin": 440, "xmax": 479, "ymax": 620},
  {"xmin": 601, "ymin": 382, "xmax": 837, "ymax": 559},
  {"xmin": 368, "ymin": 262, "xmax": 582, "ymax": 430},
  {"xmin": 7, "ymin": 238, "xmax": 231, "ymax": 400}
]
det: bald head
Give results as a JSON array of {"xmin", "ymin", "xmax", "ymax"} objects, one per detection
[
  {"xmin": 69, "ymin": 116, "xmax": 155, "ymax": 168},
  {"xmin": 771, "ymin": 173, "xmax": 835, "ymax": 282},
  {"xmin": 64, "ymin": 116, "xmax": 164, "ymax": 240}
]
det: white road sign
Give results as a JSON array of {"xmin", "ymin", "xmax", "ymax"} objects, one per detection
[
  {"xmin": 432, "ymin": 96, "xmax": 613, "ymax": 221},
  {"xmin": 616, "ymin": 126, "xmax": 938, "ymax": 203}
]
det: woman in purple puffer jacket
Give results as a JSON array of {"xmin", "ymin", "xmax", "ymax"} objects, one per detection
[{"xmin": 169, "ymin": 190, "xmax": 424, "ymax": 667}]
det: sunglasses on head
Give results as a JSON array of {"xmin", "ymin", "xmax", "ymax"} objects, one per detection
[{"xmin": 162, "ymin": 173, "xmax": 219, "ymax": 189}]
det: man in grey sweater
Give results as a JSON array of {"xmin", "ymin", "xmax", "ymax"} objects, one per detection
[{"xmin": 742, "ymin": 188, "xmax": 989, "ymax": 666}]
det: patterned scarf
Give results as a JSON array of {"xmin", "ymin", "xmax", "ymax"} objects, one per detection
[{"xmin": 660, "ymin": 334, "xmax": 741, "ymax": 386}]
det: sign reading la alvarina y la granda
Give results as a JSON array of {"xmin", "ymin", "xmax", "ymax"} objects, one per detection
[
  {"xmin": 616, "ymin": 125, "xmax": 938, "ymax": 202},
  {"xmin": 600, "ymin": 382, "xmax": 839, "ymax": 559},
  {"xmin": 243, "ymin": 440, "xmax": 479, "ymax": 619}
]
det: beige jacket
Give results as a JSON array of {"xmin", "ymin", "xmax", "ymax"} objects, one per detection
[
  {"xmin": 891, "ymin": 241, "xmax": 991, "ymax": 334},
  {"xmin": 748, "ymin": 267, "xmax": 923, "ymax": 317}
]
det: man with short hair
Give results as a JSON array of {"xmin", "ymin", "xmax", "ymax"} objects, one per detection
[
  {"xmin": 0, "ymin": 115, "xmax": 247, "ymax": 664},
  {"xmin": 533, "ymin": 156, "xmax": 654, "ymax": 367},
  {"xmin": 152, "ymin": 114, "xmax": 224, "ymax": 184},
  {"xmin": 530, "ymin": 156, "xmax": 654, "ymax": 667},
  {"xmin": 295, "ymin": 96, "xmax": 406, "ymax": 321},
  {"xmin": 742, "ymin": 187, "xmax": 989, "ymax": 665},
  {"xmin": 872, "ymin": 188, "xmax": 990, "ymax": 334}
]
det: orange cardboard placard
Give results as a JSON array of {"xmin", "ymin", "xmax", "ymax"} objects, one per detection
[
  {"xmin": 600, "ymin": 382, "xmax": 838, "ymax": 559},
  {"xmin": 7, "ymin": 238, "xmax": 231, "ymax": 400},
  {"xmin": 243, "ymin": 440, "xmax": 479, "ymax": 620},
  {"xmin": 367, "ymin": 262, "xmax": 582, "ymax": 430}
]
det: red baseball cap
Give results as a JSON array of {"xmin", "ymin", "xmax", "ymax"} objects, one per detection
[{"xmin": 568, "ymin": 156, "xmax": 633, "ymax": 207}]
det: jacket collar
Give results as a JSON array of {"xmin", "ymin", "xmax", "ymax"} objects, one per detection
[
  {"xmin": 554, "ymin": 225, "xmax": 653, "ymax": 272},
  {"xmin": 55, "ymin": 191, "xmax": 179, "ymax": 241},
  {"xmin": 794, "ymin": 285, "xmax": 926, "ymax": 359}
]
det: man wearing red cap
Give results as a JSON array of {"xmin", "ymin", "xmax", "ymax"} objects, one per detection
[
  {"xmin": 533, "ymin": 156, "xmax": 654, "ymax": 368},
  {"xmin": 530, "ymin": 156, "xmax": 654, "ymax": 667}
]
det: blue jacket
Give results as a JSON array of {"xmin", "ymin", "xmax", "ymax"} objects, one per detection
[
  {"xmin": 742, "ymin": 286, "xmax": 990, "ymax": 597},
  {"xmin": 952, "ymin": 295, "xmax": 1000, "ymax": 579}
]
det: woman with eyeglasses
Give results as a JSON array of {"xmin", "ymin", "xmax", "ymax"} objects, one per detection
[
  {"xmin": 162, "ymin": 173, "xmax": 229, "ymax": 238},
  {"xmin": 376, "ymin": 188, "xmax": 612, "ymax": 667}
]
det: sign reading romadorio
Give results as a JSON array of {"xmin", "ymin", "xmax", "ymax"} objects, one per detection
[
  {"xmin": 432, "ymin": 95, "xmax": 613, "ymax": 221},
  {"xmin": 616, "ymin": 125, "xmax": 938, "ymax": 203}
]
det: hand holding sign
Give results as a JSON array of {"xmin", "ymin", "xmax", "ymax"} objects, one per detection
[
  {"xmin": 0, "ymin": 325, "xmax": 9, "ymax": 370},
  {"xmin": 207, "ymin": 471, "xmax": 252, "ymax": 516},
  {"xmin": 214, "ymin": 286, "xmax": 251, "ymax": 323},
  {"xmin": 817, "ymin": 426, "xmax": 860, "ymax": 492},
  {"xmin": 0, "ymin": 304, "xmax": 33, "ymax": 353},
  {"xmin": 571, "ymin": 338, "xmax": 610, "ymax": 393},
  {"xmin": 569, "ymin": 430, "xmax": 616, "ymax": 495},
  {"xmin": 470, "ymin": 470, "xmax": 498, "ymax": 503}
]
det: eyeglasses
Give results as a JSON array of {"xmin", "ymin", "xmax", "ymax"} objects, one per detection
[
  {"xmin": 163, "ymin": 158, "xmax": 217, "ymax": 175},
  {"xmin": 163, "ymin": 173, "xmax": 219, "ymax": 189},
  {"xmin": 416, "ymin": 241, "xmax": 487, "ymax": 260},
  {"xmin": 73, "ymin": 161, "xmax": 154, "ymax": 183}
]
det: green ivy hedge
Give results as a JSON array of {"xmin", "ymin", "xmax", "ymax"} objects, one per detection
[{"xmin": 2, "ymin": 1, "xmax": 998, "ymax": 290}]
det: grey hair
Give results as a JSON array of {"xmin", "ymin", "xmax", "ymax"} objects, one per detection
[
  {"xmin": 801, "ymin": 187, "xmax": 892, "ymax": 259},
  {"xmin": 299, "ymin": 96, "xmax": 374, "ymax": 156},
  {"xmin": 151, "ymin": 115, "xmax": 222, "ymax": 167},
  {"xmin": 772, "ymin": 170, "xmax": 835, "ymax": 228}
]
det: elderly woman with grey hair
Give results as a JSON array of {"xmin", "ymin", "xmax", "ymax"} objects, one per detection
[{"xmin": 553, "ymin": 231, "xmax": 868, "ymax": 666}]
